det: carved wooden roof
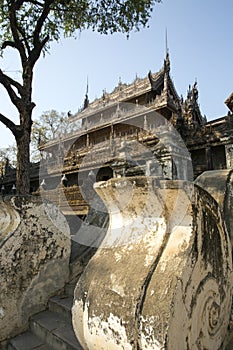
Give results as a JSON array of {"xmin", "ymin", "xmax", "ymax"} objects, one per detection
[{"xmin": 71, "ymin": 52, "xmax": 180, "ymax": 122}]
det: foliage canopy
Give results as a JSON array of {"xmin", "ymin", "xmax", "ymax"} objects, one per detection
[{"xmin": 0, "ymin": 0, "xmax": 158, "ymax": 54}]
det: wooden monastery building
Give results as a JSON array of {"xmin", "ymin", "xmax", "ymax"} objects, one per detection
[{"xmin": 2, "ymin": 53, "xmax": 233, "ymax": 217}]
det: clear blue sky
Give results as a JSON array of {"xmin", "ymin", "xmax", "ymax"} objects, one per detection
[{"xmin": 0, "ymin": 0, "xmax": 232, "ymax": 148}]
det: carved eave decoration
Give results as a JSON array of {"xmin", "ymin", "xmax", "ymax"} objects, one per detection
[
  {"xmin": 148, "ymin": 53, "xmax": 180, "ymax": 113},
  {"xmin": 225, "ymin": 92, "xmax": 233, "ymax": 113},
  {"xmin": 181, "ymin": 82, "xmax": 206, "ymax": 129}
]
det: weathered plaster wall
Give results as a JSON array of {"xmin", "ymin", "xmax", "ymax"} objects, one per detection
[
  {"xmin": 72, "ymin": 176, "xmax": 232, "ymax": 350},
  {"xmin": 0, "ymin": 200, "xmax": 20, "ymax": 242},
  {"xmin": 195, "ymin": 169, "xmax": 233, "ymax": 247},
  {"xmin": 0, "ymin": 196, "xmax": 71, "ymax": 342}
]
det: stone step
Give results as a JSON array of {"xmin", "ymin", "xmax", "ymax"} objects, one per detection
[
  {"xmin": 30, "ymin": 310, "xmax": 82, "ymax": 350},
  {"xmin": 7, "ymin": 330, "xmax": 52, "ymax": 350},
  {"xmin": 48, "ymin": 295, "xmax": 73, "ymax": 322},
  {"xmin": 7, "ymin": 258, "xmax": 82, "ymax": 350},
  {"xmin": 64, "ymin": 282, "xmax": 76, "ymax": 297}
]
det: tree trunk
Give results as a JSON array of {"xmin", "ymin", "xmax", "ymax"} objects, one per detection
[{"xmin": 16, "ymin": 123, "xmax": 31, "ymax": 195}]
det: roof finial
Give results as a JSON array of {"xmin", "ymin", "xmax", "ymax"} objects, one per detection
[
  {"xmin": 83, "ymin": 76, "xmax": 89, "ymax": 109},
  {"xmin": 165, "ymin": 27, "xmax": 169, "ymax": 56},
  {"xmin": 164, "ymin": 29, "xmax": 170, "ymax": 73},
  {"xmin": 86, "ymin": 76, "xmax": 89, "ymax": 96}
]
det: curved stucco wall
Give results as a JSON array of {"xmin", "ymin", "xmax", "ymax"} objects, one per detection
[
  {"xmin": 195, "ymin": 169, "xmax": 233, "ymax": 247},
  {"xmin": 0, "ymin": 198, "xmax": 20, "ymax": 242},
  {"xmin": 0, "ymin": 196, "xmax": 71, "ymax": 342},
  {"xmin": 72, "ymin": 176, "xmax": 232, "ymax": 350}
]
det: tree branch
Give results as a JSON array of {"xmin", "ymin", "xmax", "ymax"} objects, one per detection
[
  {"xmin": 9, "ymin": 0, "xmax": 27, "ymax": 63},
  {"xmin": 0, "ymin": 70, "xmax": 24, "ymax": 95},
  {"xmin": 30, "ymin": 35, "xmax": 49, "ymax": 68},
  {"xmin": 0, "ymin": 113, "xmax": 23, "ymax": 138},
  {"xmin": 0, "ymin": 70, "xmax": 23, "ymax": 110},
  {"xmin": 33, "ymin": 0, "xmax": 53, "ymax": 44},
  {"xmin": 1, "ymin": 41, "xmax": 17, "ymax": 50},
  {"xmin": 28, "ymin": 0, "xmax": 44, "ymax": 6},
  {"xmin": 17, "ymin": 23, "xmax": 32, "ymax": 55}
]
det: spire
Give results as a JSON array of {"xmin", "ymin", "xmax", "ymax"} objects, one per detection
[
  {"xmin": 165, "ymin": 27, "xmax": 168, "ymax": 56},
  {"xmin": 164, "ymin": 29, "xmax": 170, "ymax": 73},
  {"xmin": 83, "ymin": 76, "xmax": 89, "ymax": 109},
  {"xmin": 86, "ymin": 76, "xmax": 89, "ymax": 96}
]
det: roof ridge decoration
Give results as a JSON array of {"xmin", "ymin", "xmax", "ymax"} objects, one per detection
[
  {"xmin": 225, "ymin": 92, "xmax": 233, "ymax": 113},
  {"xmin": 72, "ymin": 53, "xmax": 179, "ymax": 121}
]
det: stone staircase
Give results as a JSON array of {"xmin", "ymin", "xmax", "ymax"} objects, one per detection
[
  {"xmin": 6, "ymin": 237, "xmax": 94, "ymax": 350},
  {"xmin": 5, "ymin": 211, "xmax": 102, "ymax": 350},
  {"xmin": 7, "ymin": 282, "xmax": 83, "ymax": 350}
]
